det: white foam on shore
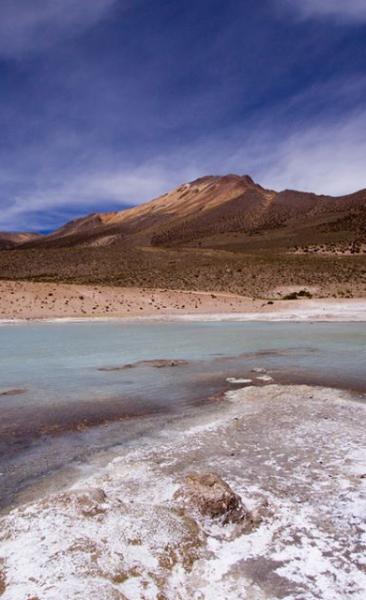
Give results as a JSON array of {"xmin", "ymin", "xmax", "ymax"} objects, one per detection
[
  {"xmin": 0, "ymin": 384, "xmax": 365, "ymax": 599},
  {"xmin": 1, "ymin": 300, "xmax": 366, "ymax": 325},
  {"xmin": 256, "ymin": 374, "xmax": 274, "ymax": 382},
  {"xmin": 175, "ymin": 300, "xmax": 366, "ymax": 322},
  {"xmin": 226, "ymin": 377, "xmax": 253, "ymax": 384}
]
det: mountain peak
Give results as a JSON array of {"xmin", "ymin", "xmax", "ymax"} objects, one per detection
[
  {"xmin": 188, "ymin": 173, "xmax": 257, "ymax": 187},
  {"xmin": 241, "ymin": 174, "xmax": 255, "ymax": 185},
  {"xmin": 4, "ymin": 173, "xmax": 366, "ymax": 251}
]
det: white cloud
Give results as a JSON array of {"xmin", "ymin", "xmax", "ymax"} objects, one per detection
[
  {"xmin": 1, "ymin": 85, "xmax": 366, "ymax": 230},
  {"xmin": 277, "ymin": 0, "xmax": 366, "ymax": 23},
  {"xmin": 0, "ymin": 0, "xmax": 118, "ymax": 58},
  {"xmin": 251, "ymin": 112, "xmax": 366, "ymax": 195},
  {"xmin": 0, "ymin": 162, "xmax": 201, "ymax": 230}
]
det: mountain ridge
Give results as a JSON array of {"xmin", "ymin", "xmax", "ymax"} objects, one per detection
[
  {"xmin": 0, "ymin": 172, "xmax": 365, "ymax": 299},
  {"xmin": 0, "ymin": 231, "xmax": 42, "ymax": 250},
  {"xmin": 3, "ymin": 173, "xmax": 366, "ymax": 251}
]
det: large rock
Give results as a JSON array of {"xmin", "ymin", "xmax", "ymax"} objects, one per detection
[
  {"xmin": 55, "ymin": 487, "xmax": 108, "ymax": 517},
  {"xmin": 175, "ymin": 472, "xmax": 249, "ymax": 525}
]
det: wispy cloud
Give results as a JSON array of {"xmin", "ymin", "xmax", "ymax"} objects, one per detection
[
  {"xmin": 0, "ymin": 0, "xmax": 118, "ymax": 58},
  {"xmin": 0, "ymin": 161, "xmax": 201, "ymax": 231},
  {"xmin": 226, "ymin": 77, "xmax": 366, "ymax": 195},
  {"xmin": 251, "ymin": 111, "xmax": 366, "ymax": 195},
  {"xmin": 277, "ymin": 0, "xmax": 366, "ymax": 24},
  {"xmin": 2, "ymin": 103, "xmax": 366, "ymax": 231}
]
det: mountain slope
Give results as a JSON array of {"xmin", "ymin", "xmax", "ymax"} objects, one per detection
[
  {"xmin": 16, "ymin": 174, "xmax": 366, "ymax": 251},
  {"xmin": 0, "ymin": 173, "xmax": 365, "ymax": 299},
  {"xmin": 0, "ymin": 232, "xmax": 42, "ymax": 250},
  {"xmin": 20, "ymin": 174, "xmax": 265, "ymax": 248}
]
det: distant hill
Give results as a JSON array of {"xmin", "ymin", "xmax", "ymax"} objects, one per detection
[
  {"xmin": 0, "ymin": 232, "xmax": 42, "ymax": 250},
  {"xmin": 10, "ymin": 174, "xmax": 366, "ymax": 251}
]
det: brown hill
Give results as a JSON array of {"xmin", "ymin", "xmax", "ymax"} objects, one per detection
[
  {"xmin": 17, "ymin": 174, "xmax": 366, "ymax": 251},
  {"xmin": 0, "ymin": 232, "xmax": 42, "ymax": 250},
  {"xmin": 1, "ymin": 174, "xmax": 365, "ymax": 299}
]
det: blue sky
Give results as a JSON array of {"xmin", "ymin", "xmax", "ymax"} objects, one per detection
[{"xmin": 1, "ymin": 0, "xmax": 366, "ymax": 231}]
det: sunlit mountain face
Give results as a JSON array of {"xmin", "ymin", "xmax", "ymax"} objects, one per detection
[{"xmin": 1, "ymin": 174, "xmax": 364, "ymax": 250}]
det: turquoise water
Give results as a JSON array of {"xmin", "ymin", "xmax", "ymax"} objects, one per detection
[{"xmin": 0, "ymin": 320, "xmax": 365, "ymax": 508}]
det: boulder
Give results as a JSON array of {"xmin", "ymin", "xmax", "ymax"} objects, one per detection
[
  {"xmin": 175, "ymin": 472, "xmax": 248, "ymax": 524},
  {"xmin": 55, "ymin": 487, "xmax": 108, "ymax": 517}
]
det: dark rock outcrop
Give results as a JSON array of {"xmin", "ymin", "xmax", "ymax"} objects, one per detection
[{"xmin": 175, "ymin": 472, "xmax": 249, "ymax": 525}]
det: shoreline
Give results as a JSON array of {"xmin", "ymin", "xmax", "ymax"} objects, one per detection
[
  {"xmin": 1, "ymin": 383, "xmax": 365, "ymax": 599},
  {"xmin": 0, "ymin": 280, "xmax": 365, "ymax": 322},
  {"xmin": 1, "ymin": 302, "xmax": 366, "ymax": 324}
]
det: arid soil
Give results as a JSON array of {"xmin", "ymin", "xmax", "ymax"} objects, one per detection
[
  {"xmin": 1, "ymin": 280, "xmax": 366, "ymax": 321},
  {"xmin": 0, "ymin": 244, "xmax": 365, "ymax": 300},
  {"xmin": 0, "ymin": 280, "xmax": 267, "ymax": 319}
]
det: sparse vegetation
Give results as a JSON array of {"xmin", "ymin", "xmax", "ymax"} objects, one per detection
[
  {"xmin": 283, "ymin": 290, "xmax": 313, "ymax": 300},
  {"xmin": 0, "ymin": 174, "xmax": 365, "ymax": 298},
  {"xmin": 0, "ymin": 245, "xmax": 365, "ymax": 298}
]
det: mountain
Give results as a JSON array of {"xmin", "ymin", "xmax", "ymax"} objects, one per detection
[
  {"xmin": 15, "ymin": 174, "xmax": 366, "ymax": 251},
  {"xmin": 0, "ymin": 174, "xmax": 365, "ymax": 299},
  {"xmin": 0, "ymin": 232, "xmax": 42, "ymax": 250}
]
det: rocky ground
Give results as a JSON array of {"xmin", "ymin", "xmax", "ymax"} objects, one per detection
[
  {"xmin": 0, "ymin": 243, "xmax": 366, "ymax": 301},
  {"xmin": 0, "ymin": 280, "xmax": 366, "ymax": 321},
  {"xmin": 0, "ymin": 280, "xmax": 261, "ymax": 319},
  {"xmin": 0, "ymin": 384, "xmax": 365, "ymax": 599}
]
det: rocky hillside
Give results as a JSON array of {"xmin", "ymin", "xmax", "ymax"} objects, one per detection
[
  {"xmin": 0, "ymin": 232, "xmax": 41, "ymax": 250},
  {"xmin": 1, "ymin": 174, "xmax": 365, "ymax": 298},
  {"xmin": 10, "ymin": 174, "xmax": 366, "ymax": 251}
]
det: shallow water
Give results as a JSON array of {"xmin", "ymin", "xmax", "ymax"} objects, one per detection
[{"xmin": 0, "ymin": 320, "xmax": 365, "ymax": 508}]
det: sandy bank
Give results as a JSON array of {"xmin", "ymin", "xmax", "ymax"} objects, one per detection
[
  {"xmin": 0, "ymin": 280, "xmax": 366, "ymax": 322},
  {"xmin": 0, "ymin": 384, "xmax": 365, "ymax": 599}
]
